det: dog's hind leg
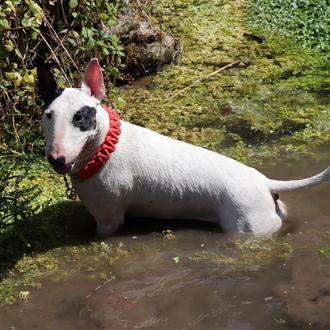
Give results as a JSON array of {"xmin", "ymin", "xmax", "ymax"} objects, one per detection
[
  {"xmin": 275, "ymin": 198, "xmax": 287, "ymax": 221},
  {"xmin": 217, "ymin": 190, "xmax": 285, "ymax": 234}
]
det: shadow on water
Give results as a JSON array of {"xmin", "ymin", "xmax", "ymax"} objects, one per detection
[
  {"xmin": 0, "ymin": 201, "xmax": 97, "ymax": 278},
  {"xmin": 0, "ymin": 199, "xmax": 221, "ymax": 278},
  {"xmin": 122, "ymin": 217, "xmax": 221, "ymax": 236}
]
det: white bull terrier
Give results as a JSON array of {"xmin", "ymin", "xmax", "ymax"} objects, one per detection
[{"xmin": 38, "ymin": 58, "xmax": 330, "ymax": 237}]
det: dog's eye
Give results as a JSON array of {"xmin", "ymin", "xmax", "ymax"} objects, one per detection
[
  {"xmin": 73, "ymin": 113, "xmax": 85, "ymax": 123},
  {"xmin": 73, "ymin": 106, "xmax": 96, "ymax": 131},
  {"xmin": 46, "ymin": 112, "xmax": 52, "ymax": 120}
]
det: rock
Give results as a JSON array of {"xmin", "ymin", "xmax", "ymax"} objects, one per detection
[{"xmin": 120, "ymin": 20, "xmax": 180, "ymax": 78}]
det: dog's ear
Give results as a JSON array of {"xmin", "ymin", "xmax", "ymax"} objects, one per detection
[
  {"xmin": 36, "ymin": 61, "xmax": 59, "ymax": 107},
  {"xmin": 81, "ymin": 58, "xmax": 105, "ymax": 101}
]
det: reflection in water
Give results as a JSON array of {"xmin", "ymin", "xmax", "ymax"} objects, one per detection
[{"xmin": 1, "ymin": 152, "xmax": 330, "ymax": 330}]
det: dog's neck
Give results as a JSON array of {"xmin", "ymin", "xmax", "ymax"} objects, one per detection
[{"xmin": 71, "ymin": 105, "xmax": 110, "ymax": 176}]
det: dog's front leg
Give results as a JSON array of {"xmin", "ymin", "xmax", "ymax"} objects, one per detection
[
  {"xmin": 96, "ymin": 212, "xmax": 125, "ymax": 237},
  {"xmin": 77, "ymin": 181, "xmax": 127, "ymax": 236}
]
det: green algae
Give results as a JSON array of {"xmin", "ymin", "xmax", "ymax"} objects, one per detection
[
  {"xmin": 319, "ymin": 246, "xmax": 330, "ymax": 259},
  {"xmin": 117, "ymin": 0, "xmax": 329, "ymax": 165},
  {"xmin": 161, "ymin": 229, "xmax": 177, "ymax": 240},
  {"xmin": 189, "ymin": 236, "xmax": 293, "ymax": 270},
  {"xmin": 0, "ymin": 241, "xmax": 130, "ymax": 305}
]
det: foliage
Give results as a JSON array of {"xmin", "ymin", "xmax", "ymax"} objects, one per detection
[
  {"xmin": 0, "ymin": 163, "xmax": 40, "ymax": 232},
  {"xmin": 0, "ymin": 0, "xmax": 126, "ymax": 155},
  {"xmin": 247, "ymin": 0, "xmax": 330, "ymax": 52}
]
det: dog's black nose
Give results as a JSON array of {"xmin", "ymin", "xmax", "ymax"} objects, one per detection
[{"xmin": 48, "ymin": 154, "xmax": 66, "ymax": 167}]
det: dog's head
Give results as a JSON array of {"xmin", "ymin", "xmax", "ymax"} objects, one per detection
[{"xmin": 37, "ymin": 59, "xmax": 106, "ymax": 174}]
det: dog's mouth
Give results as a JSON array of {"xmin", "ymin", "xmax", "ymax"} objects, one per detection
[
  {"xmin": 47, "ymin": 154, "xmax": 74, "ymax": 175},
  {"xmin": 52, "ymin": 163, "xmax": 72, "ymax": 175}
]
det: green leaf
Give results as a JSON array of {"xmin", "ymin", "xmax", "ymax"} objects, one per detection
[
  {"xmin": 5, "ymin": 40, "xmax": 14, "ymax": 52},
  {"xmin": 319, "ymin": 246, "xmax": 330, "ymax": 258},
  {"xmin": 69, "ymin": 0, "xmax": 78, "ymax": 9},
  {"xmin": 100, "ymin": 48, "xmax": 110, "ymax": 57},
  {"xmin": 0, "ymin": 18, "xmax": 9, "ymax": 29},
  {"xmin": 84, "ymin": 38, "xmax": 95, "ymax": 50},
  {"xmin": 31, "ymin": 30, "xmax": 39, "ymax": 40},
  {"xmin": 5, "ymin": 1, "xmax": 15, "ymax": 12},
  {"xmin": 81, "ymin": 27, "xmax": 93, "ymax": 39},
  {"xmin": 5, "ymin": 72, "xmax": 23, "ymax": 87},
  {"xmin": 115, "ymin": 97, "xmax": 126, "ymax": 110},
  {"xmin": 24, "ymin": 0, "xmax": 44, "ymax": 25},
  {"xmin": 95, "ymin": 40, "xmax": 105, "ymax": 47},
  {"xmin": 98, "ymin": 13, "xmax": 109, "ymax": 21},
  {"xmin": 23, "ymin": 71, "xmax": 35, "ymax": 85},
  {"xmin": 14, "ymin": 48, "xmax": 23, "ymax": 59},
  {"xmin": 21, "ymin": 15, "xmax": 36, "ymax": 28}
]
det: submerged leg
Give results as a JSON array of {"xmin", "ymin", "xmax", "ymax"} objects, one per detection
[
  {"xmin": 217, "ymin": 193, "xmax": 284, "ymax": 234},
  {"xmin": 96, "ymin": 213, "xmax": 125, "ymax": 237}
]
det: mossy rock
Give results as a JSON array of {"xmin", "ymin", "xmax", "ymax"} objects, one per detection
[{"xmin": 120, "ymin": 20, "xmax": 179, "ymax": 77}]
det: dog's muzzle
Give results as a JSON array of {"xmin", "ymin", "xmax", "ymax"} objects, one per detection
[{"xmin": 48, "ymin": 154, "xmax": 72, "ymax": 174}]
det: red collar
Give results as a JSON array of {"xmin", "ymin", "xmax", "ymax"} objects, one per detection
[{"xmin": 79, "ymin": 105, "xmax": 121, "ymax": 180}]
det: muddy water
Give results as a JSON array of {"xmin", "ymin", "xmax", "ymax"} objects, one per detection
[{"xmin": 1, "ymin": 152, "xmax": 330, "ymax": 330}]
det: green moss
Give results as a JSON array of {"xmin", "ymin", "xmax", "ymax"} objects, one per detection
[
  {"xmin": 189, "ymin": 236, "xmax": 293, "ymax": 269},
  {"xmin": 118, "ymin": 0, "xmax": 329, "ymax": 165},
  {"xmin": 21, "ymin": 160, "xmax": 67, "ymax": 208},
  {"xmin": 0, "ymin": 240, "xmax": 132, "ymax": 305}
]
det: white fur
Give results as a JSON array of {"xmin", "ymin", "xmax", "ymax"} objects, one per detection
[
  {"xmin": 74, "ymin": 109, "xmax": 283, "ymax": 236},
  {"xmin": 42, "ymin": 74, "xmax": 329, "ymax": 237}
]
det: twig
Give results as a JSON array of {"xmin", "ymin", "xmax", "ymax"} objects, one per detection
[
  {"xmin": 0, "ymin": 26, "xmax": 27, "ymax": 32},
  {"xmin": 33, "ymin": 27, "xmax": 72, "ymax": 86},
  {"xmin": 43, "ymin": 17, "xmax": 80, "ymax": 72},
  {"xmin": 60, "ymin": 0, "xmax": 68, "ymax": 27},
  {"xmin": 85, "ymin": 277, "xmax": 114, "ymax": 299},
  {"xmin": 0, "ymin": 144, "xmax": 24, "ymax": 156},
  {"xmin": 130, "ymin": 0, "xmax": 153, "ymax": 24},
  {"xmin": 164, "ymin": 60, "xmax": 241, "ymax": 102},
  {"xmin": 0, "ymin": 86, "xmax": 24, "ymax": 153},
  {"xmin": 11, "ymin": 109, "xmax": 22, "ymax": 150}
]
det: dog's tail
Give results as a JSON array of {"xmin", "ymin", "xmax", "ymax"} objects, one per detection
[{"xmin": 267, "ymin": 166, "xmax": 330, "ymax": 193}]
